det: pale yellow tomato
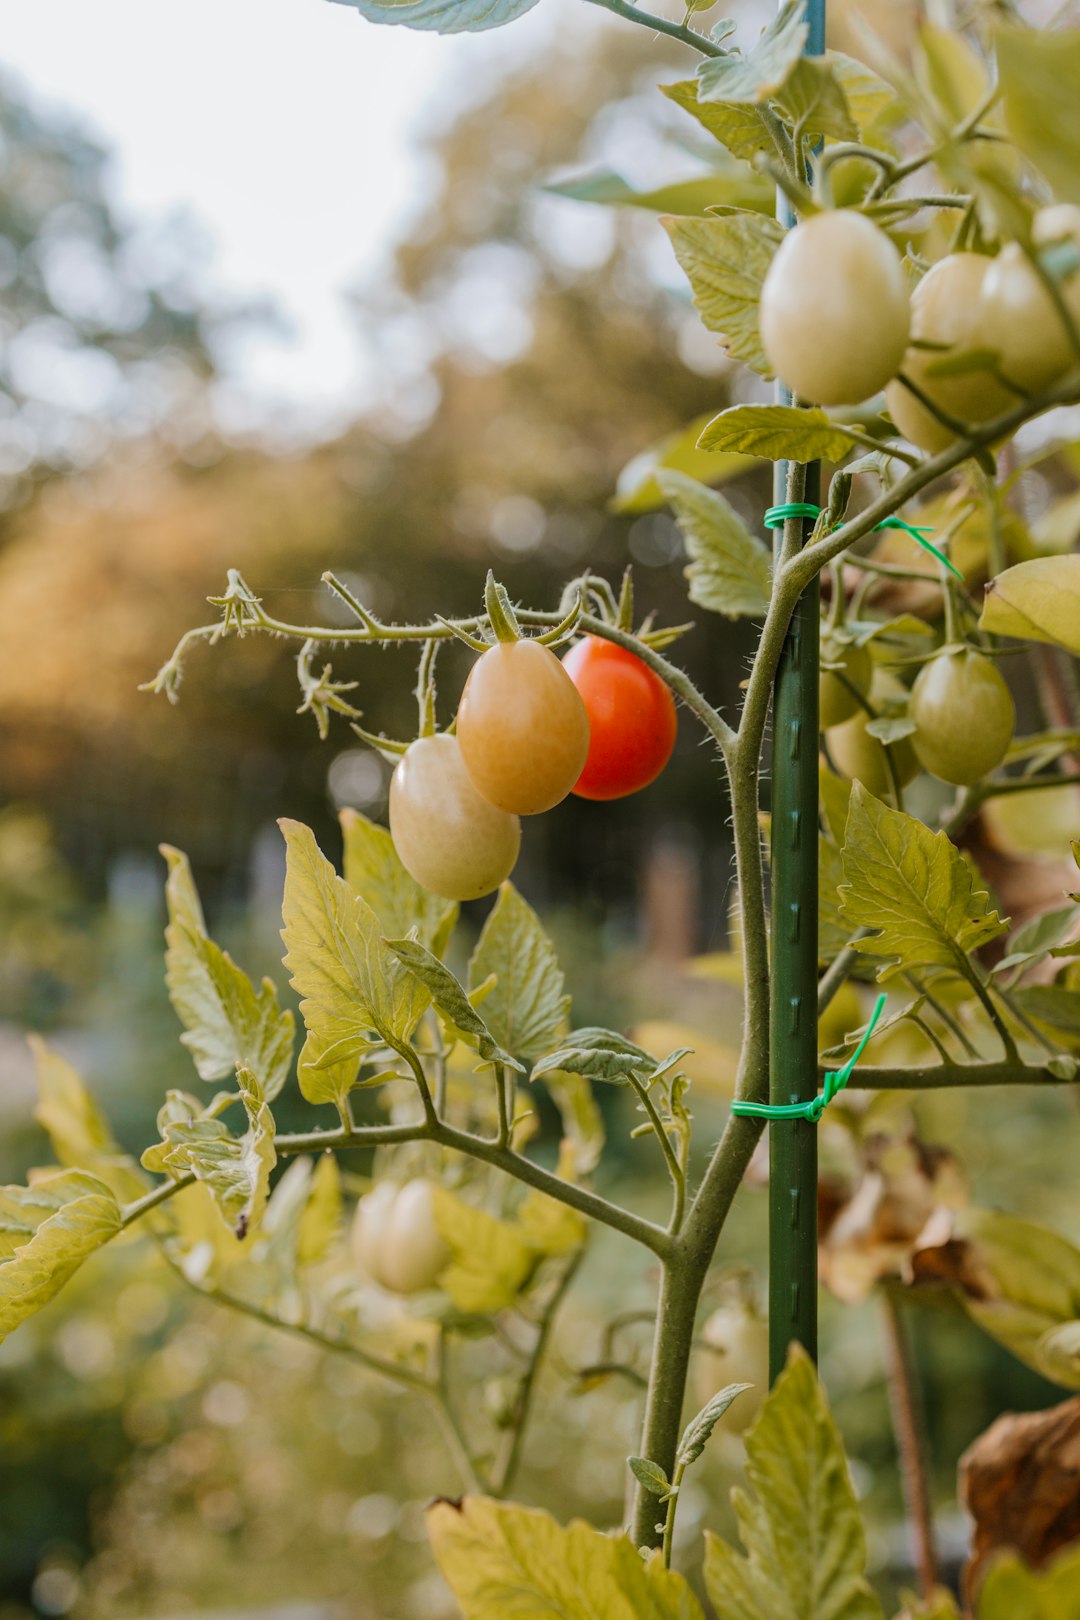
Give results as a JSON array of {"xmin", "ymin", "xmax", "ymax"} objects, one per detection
[
  {"xmin": 885, "ymin": 253, "xmax": 1012, "ymax": 452},
  {"xmin": 759, "ymin": 211, "xmax": 910, "ymax": 406},
  {"xmin": 819, "ymin": 638, "xmax": 873, "ymax": 729},
  {"xmin": 980, "ymin": 207, "xmax": 1080, "ymax": 393},
  {"xmin": 389, "ymin": 734, "xmax": 520, "ymax": 901},
  {"xmin": 910, "ymin": 648, "xmax": 1014, "ymax": 786},
  {"xmin": 351, "ymin": 1179, "xmax": 450, "ymax": 1296},
  {"xmin": 457, "ymin": 639, "xmax": 590, "ymax": 815}
]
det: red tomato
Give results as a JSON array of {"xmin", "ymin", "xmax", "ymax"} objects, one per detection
[{"xmin": 562, "ymin": 638, "xmax": 677, "ymax": 800}]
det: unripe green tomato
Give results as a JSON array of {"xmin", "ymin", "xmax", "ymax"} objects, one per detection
[
  {"xmin": 457, "ymin": 639, "xmax": 590, "ymax": 815},
  {"xmin": 885, "ymin": 253, "xmax": 1012, "ymax": 453},
  {"xmin": 909, "ymin": 648, "xmax": 1015, "ymax": 786},
  {"xmin": 759, "ymin": 211, "xmax": 910, "ymax": 406},
  {"xmin": 826, "ymin": 672, "xmax": 918, "ymax": 798},
  {"xmin": 819, "ymin": 639, "xmax": 873, "ymax": 730},
  {"xmin": 980, "ymin": 208, "xmax": 1080, "ymax": 392},
  {"xmin": 389, "ymin": 734, "xmax": 520, "ymax": 902},
  {"xmin": 693, "ymin": 1304, "xmax": 770, "ymax": 1434},
  {"xmin": 351, "ymin": 1179, "xmax": 450, "ymax": 1296}
]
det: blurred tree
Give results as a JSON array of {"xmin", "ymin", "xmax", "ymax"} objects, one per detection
[{"xmin": 0, "ymin": 72, "xmax": 231, "ymax": 517}]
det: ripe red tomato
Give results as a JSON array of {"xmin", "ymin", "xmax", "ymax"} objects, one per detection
[{"xmin": 561, "ymin": 637, "xmax": 677, "ymax": 800}]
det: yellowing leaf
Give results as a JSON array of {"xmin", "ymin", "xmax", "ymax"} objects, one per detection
[
  {"xmin": 431, "ymin": 1187, "xmax": 536, "ymax": 1314},
  {"xmin": 698, "ymin": 405, "xmax": 866, "ymax": 464},
  {"xmin": 29, "ymin": 1038, "xmax": 146, "ymax": 1203},
  {"xmin": 658, "ymin": 470, "xmax": 772, "ymax": 620},
  {"xmin": 840, "ymin": 784, "xmax": 1007, "ymax": 977},
  {"xmin": 340, "ymin": 807, "xmax": 457, "ymax": 953},
  {"xmin": 703, "ymin": 1346, "xmax": 883, "ymax": 1620},
  {"xmin": 663, "ymin": 213, "xmax": 783, "ymax": 375},
  {"xmin": 775, "ymin": 58, "xmax": 858, "ymax": 143},
  {"xmin": 0, "ymin": 1170, "xmax": 121, "ymax": 1343},
  {"xmin": 998, "ymin": 26, "xmax": 1080, "ymax": 207},
  {"xmin": 610, "ymin": 412, "xmax": 757, "ymax": 516},
  {"xmin": 661, "ymin": 81, "xmax": 777, "ymax": 165},
  {"xmin": 468, "ymin": 884, "xmax": 569, "ymax": 1063},
  {"xmin": 534, "ymin": 1070, "xmax": 605, "ymax": 1175},
  {"xmin": 386, "ymin": 936, "xmax": 522, "ymax": 1070},
  {"xmin": 298, "ymin": 1154, "xmax": 342, "ymax": 1266},
  {"xmin": 296, "ymin": 1025, "xmax": 362, "ymax": 1110},
  {"xmin": 631, "ymin": 1020, "xmax": 740, "ymax": 1097},
  {"xmin": 162, "ymin": 846, "xmax": 295, "ymax": 1101},
  {"xmin": 154, "ymin": 1069, "xmax": 276, "ymax": 1240},
  {"xmin": 280, "ymin": 818, "xmax": 431, "ymax": 1063},
  {"xmin": 979, "ymin": 557, "xmax": 1080, "ymax": 656},
  {"xmin": 696, "ymin": 3, "xmax": 808, "ymax": 105},
  {"xmin": 977, "ymin": 1544, "xmax": 1080, "ymax": 1620},
  {"xmin": 427, "ymin": 1495, "xmax": 704, "ymax": 1620}
]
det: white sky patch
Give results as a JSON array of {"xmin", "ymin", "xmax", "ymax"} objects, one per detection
[{"xmin": 1, "ymin": 0, "xmax": 569, "ymax": 439}]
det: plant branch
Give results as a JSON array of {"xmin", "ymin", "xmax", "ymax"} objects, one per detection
[
  {"xmin": 491, "ymin": 1248, "xmax": 585, "ymax": 1497},
  {"xmin": 839, "ymin": 1060, "xmax": 1073, "ymax": 1088},
  {"xmin": 881, "ymin": 1288, "xmax": 938, "ymax": 1602},
  {"xmin": 580, "ymin": 0, "xmax": 724, "ymax": 56}
]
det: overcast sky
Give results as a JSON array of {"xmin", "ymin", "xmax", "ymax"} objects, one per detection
[{"xmin": 2, "ymin": 0, "xmax": 560, "ymax": 435}]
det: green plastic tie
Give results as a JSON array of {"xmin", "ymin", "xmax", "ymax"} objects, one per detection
[
  {"xmin": 763, "ymin": 504, "xmax": 964, "ymax": 581},
  {"xmin": 731, "ymin": 993, "xmax": 887, "ymax": 1123}
]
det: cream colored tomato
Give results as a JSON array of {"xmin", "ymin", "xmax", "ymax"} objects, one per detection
[
  {"xmin": 980, "ymin": 207, "xmax": 1080, "ymax": 393},
  {"xmin": 910, "ymin": 648, "xmax": 1014, "ymax": 786},
  {"xmin": 351, "ymin": 1179, "xmax": 450, "ymax": 1296},
  {"xmin": 759, "ymin": 211, "xmax": 910, "ymax": 405},
  {"xmin": 885, "ymin": 253, "xmax": 1012, "ymax": 452},
  {"xmin": 389, "ymin": 734, "xmax": 520, "ymax": 901},
  {"xmin": 825, "ymin": 671, "xmax": 919, "ymax": 798},
  {"xmin": 457, "ymin": 639, "xmax": 590, "ymax": 815},
  {"xmin": 819, "ymin": 638, "xmax": 873, "ymax": 730}
]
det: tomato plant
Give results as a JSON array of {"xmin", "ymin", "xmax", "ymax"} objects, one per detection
[
  {"xmin": 14, "ymin": 6, "xmax": 1080, "ymax": 1618},
  {"xmin": 561, "ymin": 636, "xmax": 677, "ymax": 799}
]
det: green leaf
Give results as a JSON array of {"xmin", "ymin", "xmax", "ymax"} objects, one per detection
[
  {"xmin": 544, "ymin": 169, "xmax": 771, "ymax": 218},
  {"xmin": 839, "ymin": 784, "xmax": 1007, "ymax": 978},
  {"xmin": 328, "ymin": 0, "xmax": 538, "ymax": 35},
  {"xmin": 280, "ymin": 818, "xmax": 431, "ymax": 1064},
  {"xmin": 385, "ymin": 936, "xmax": 524, "ymax": 1071},
  {"xmin": 703, "ymin": 1346, "xmax": 883, "ymax": 1620},
  {"xmin": 161, "ymin": 846, "xmax": 295, "ymax": 1102},
  {"xmin": 697, "ymin": 405, "xmax": 866, "ymax": 463},
  {"xmin": 978, "ymin": 1545, "xmax": 1080, "ymax": 1620},
  {"xmin": 775, "ymin": 58, "xmax": 858, "ymax": 143},
  {"xmin": 340, "ymin": 807, "xmax": 456, "ymax": 955},
  {"xmin": 629, "ymin": 1456, "xmax": 671, "ymax": 1497},
  {"xmin": 155, "ymin": 1068, "xmax": 276, "ymax": 1240},
  {"xmin": 678, "ymin": 1382, "xmax": 753, "ymax": 1469},
  {"xmin": 898, "ymin": 1590, "xmax": 961, "ymax": 1620},
  {"xmin": 611, "ymin": 412, "xmax": 758, "ymax": 515},
  {"xmin": 29, "ymin": 1038, "xmax": 146, "ymax": 1203},
  {"xmin": 992, "ymin": 905, "xmax": 1079, "ymax": 977},
  {"xmin": 427, "ymin": 1495, "xmax": 705, "ymax": 1620},
  {"xmin": 696, "ymin": 3, "xmax": 808, "ymax": 105},
  {"xmin": 431, "ymin": 1187, "xmax": 537, "ymax": 1314},
  {"xmin": 663, "ymin": 213, "xmax": 783, "ymax": 375},
  {"xmin": 1011, "ymin": 985, "xmax": 1080, "ymax": 1039},
  {"xmin": 532, "ymin": 1027, "xmax": 656, "ymax": 1086},
  {"xmin": 468, "ymin": 884, "xmax": 569, "ymax": 1063},
  {"xmin": 997, "ymin": 26, "xmax": 1080, "ymax": 206},
  {"xmin": 658, "ymin": 470, "xmax": 772, "ymax": 619},
  {"xmin": 979, "ymin": 557, "xmax": 1080, "ymax": 657},
  {"xmin": 0, "ymin": 1170, "xmax": 122, "ymax": 1343},
  {"xmin": 819, "ymin": 837, "xmax": 851, "ymax": 964},
  {"xmin": 662, "ymin": 80, "xmax": 777, "ymax": 164}
]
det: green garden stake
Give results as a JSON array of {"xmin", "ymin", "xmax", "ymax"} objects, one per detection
[{"xmin": 768, "ymin": 0, "xmax": 826, "ymax": 1387}]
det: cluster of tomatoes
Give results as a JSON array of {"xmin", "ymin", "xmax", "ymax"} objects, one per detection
[
  {"xmin": 760, "ymin": 205, "xmax": 1080, "ymax": 437},
  {"xmin": 390, "ymin": 634, "xmax": 678, "ymax": 902},
  {"xmin": 821, "ymin": 634, "xmax": 1015, "ymax": 794}
]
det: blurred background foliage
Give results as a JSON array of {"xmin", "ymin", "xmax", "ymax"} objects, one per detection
[{"xmin": 1, "ymin": 1, "xmax": 1080, "ymax": 1617}]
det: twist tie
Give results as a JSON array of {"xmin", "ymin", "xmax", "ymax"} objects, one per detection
[
  {"xmin": 763, "ymin": 504, "xmax": 963, "ymax": 581},
  {"xmin": 731, "ymin": 993, "xmax": 887, "ymax": 1123}
]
